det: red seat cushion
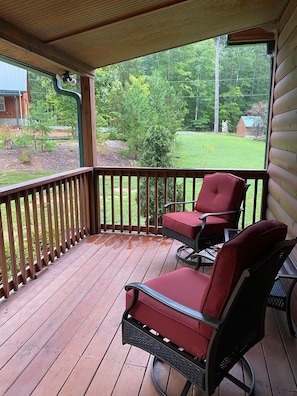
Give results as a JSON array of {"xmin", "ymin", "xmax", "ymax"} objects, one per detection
[
  {"xmin": 195, "ymin": 173, "xmax": 245, "ymax": 214},
  {"xmin": 127, "ymin": 267, "xmax": 211, "ymax": 359},
  {"xmin": 163, "ymin": 211, "xmax": 229, "ymax": 239}
]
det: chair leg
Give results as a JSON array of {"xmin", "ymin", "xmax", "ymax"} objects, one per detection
[
  {"xmin": 180, "ymin": 380, "xmax": 191, "ymax": 396},
  {"xmin": 176, "ymin": 245, "xmax": 198, "ymax": 265},
  {"xmin": 176, "ymin": 245, "xmax": 215, "ymax": 268},
  {"xmin": 286, "ymin": 280, "xmax": 297, "ymax": 336},
  {"xmin": 225, "ymin": 356, "xmax": 255, "ymax": 396},
  {"xmin": 150, "ymin": 356, "xmax": 167, "ymax": 396},
  {"xmin": 151, "ymin": 355, "xmax": 193, "ymax": 396}
]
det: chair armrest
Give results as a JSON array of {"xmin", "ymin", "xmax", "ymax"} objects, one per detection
[
  {"xmin": 164, "ymin": 200, "xmax": 196, "ymax": 209},
  {"xmin": 124, "ymin": 282, "xmax": 222, "ymax": 329},
  {"xmin": 199, "ymin": 209, "xmax": 240, "ymax": 221}
]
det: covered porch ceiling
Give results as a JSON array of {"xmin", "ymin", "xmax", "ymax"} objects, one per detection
[{"xmin": 0, "ymin": 0, "xmax": 290, "ymax": 78}]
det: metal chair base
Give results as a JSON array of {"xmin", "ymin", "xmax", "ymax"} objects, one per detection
[
  {"xmin": 176, "ymin": 245, "xmax": 214, "ymax": 267},
  {"xmin": 151, "ymin": 354, "xmax": 255, "ymax": 396}
]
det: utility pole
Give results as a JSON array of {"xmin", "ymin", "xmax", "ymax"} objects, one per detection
[{"xmin": 214, "ymin": 36, "xmax": 221, "ymax": 133}]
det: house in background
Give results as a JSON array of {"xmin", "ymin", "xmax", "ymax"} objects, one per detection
[
  {"xmin": 236, "ymin": 115, "xmax": 264, "ymax": 138},
  {"xmin": 0, "ymin": 61, "xmax": 29, "ymax": 128}
]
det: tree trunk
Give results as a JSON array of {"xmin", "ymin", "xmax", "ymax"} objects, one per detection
[{"xmin": 214, "ymin": 36, "xmax": 220, "ymax": 133}]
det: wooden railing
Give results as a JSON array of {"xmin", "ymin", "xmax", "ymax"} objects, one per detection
[
  {"xmin": 0, "ymin": 168, "xmax": 93, "ymax": 298},
  {"xmin": 0, "ymin": 166, "xmax": 268, "ymax": 299},
  {"xmin": 94, "ymin": 167, "xmax": 268, "ymax": 235}
]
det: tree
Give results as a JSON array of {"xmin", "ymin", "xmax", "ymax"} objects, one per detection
[
  {"xmin": 219, "ymin": 43, "xmax": 271, "ymax": 132},
  {"xmin": 25, "ymin": 101, "xmax": 53, "ymax": 152},
  {"xmin": 27, "ymin": 39, "xmax": 271, "ymax": 139},
  {"xmin": 214, "ymin": 37, "xmax": 221, "ymax": 132},
  {"xmin": 219, "ymin": 85, "xmax": 243, "ymax": 132},
  {"xmin": 139, "ymin": 126, "xmax": 181, "ymax": 224},
  {"xmin": 147, "ymin": 71, "xmax": 186, "ymax": 135},
  {"xmin": 246, "ymin": 101, "xmax": 268, "ymax": 136},
  {"xmin": 115, "ymin": 75, "xmax": 150, "ymax": 159},
  {"xmin": 105, "ymin": 71, "xmax": 186, "ymax": 159},
  {"xmin": 28, "ymin": 72, "xmax": 78, "ymax": 137}
]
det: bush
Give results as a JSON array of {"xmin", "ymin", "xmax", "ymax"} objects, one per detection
[
  {"xmin": 139, "ymin": 126, "xmax": 182, "ymax": 224},
  {"xmin": 14, "ymin": 133, "xmax": 34, "ymax": 147},
  {"xmin": 19, "ymin": 149, "xmax": 32, "ymax": 164},
  {"xmin": 43, "ymin": 140, "xmax": 57, "ymax": 152}
]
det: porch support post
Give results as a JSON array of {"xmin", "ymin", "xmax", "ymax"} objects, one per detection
[
  {"xmin": 80, "ymin": 75, "xmax": 98, "ymax": 235},
  {"xmin": 80, "ymin": 75, "xmax": 97, "ymax": 167}
]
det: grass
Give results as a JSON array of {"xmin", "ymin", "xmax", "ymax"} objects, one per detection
[
  {"xmin": 0, "ymin": 170, "xmax": 53, "ymax": 188},
  {"xmin": 0, "ymin": 133, "xmax": 267, "ymax": 189},
  {"xmin": 172, "ymin": 132, "xmax": 266, "ymax": 169}
]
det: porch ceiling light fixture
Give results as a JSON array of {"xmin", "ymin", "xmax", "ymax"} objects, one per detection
[{"xmin": 62, "ymin": 70, "xmax": 76, "ymax": 86}]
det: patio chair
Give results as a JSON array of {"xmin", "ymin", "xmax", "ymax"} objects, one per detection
[
  {"xmin": 162, "ymin": 172, "xmax": 248, "ymax": 266},
  {"xmin": 122, "ymin": 220, "xmax": 297, "ymax": 395}
]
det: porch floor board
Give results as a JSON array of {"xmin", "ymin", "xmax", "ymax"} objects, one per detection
[{"xmin": 0, "ymin": 233, "xmax": 296, "ymax": 396}]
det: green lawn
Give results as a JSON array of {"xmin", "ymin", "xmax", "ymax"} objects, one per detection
[
  {"xmin": 0, "ymin": 133, "xmax": 266, "ymax": 189},
  {"xmin": 0, "ymin": 170, "xmax": 52, "ymax": 188},
  {"xmin": 172, "ymin": 132, "xmax": 266, "ymax": 169}
]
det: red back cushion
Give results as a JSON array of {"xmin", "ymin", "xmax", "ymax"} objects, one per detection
[
  {"xmin": 195, "ymin": 173, "xmax": 245, "ymax": 215},
  {"xmin": 199, "ymin": 219, "xmax": 287, "ymax": 338}
]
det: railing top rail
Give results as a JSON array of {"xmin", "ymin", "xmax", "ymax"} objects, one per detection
[
  {"xmin": 0, "ymin": 167, "xmax": 93, "ymax": 198},
  {"xmin": 94, "ymin": 167, "xmax": 268, "ymax": 179}
]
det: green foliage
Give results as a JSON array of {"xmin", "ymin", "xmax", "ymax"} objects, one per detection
[
  {"xmin": 219, "ymin": 44, "xmax": 270, "ymax": 131},
  {"xmin": 119, "ymin": 75, "xmax": 150, "ymax": 158},
  {"xmin": 18, "ymin": 149, "xmax": 32, "ymax": 164},
  {"xmin": 14, "ymin": 131, "xmax": 34, "ymax": 147},
  {"xmin": 25, "ymin": 101, "xmax": 52, "ymax": 151},
  {"xmin": 139, "ymin": 126, "xmax": 182, "ymax": 223},
  {"xmin": 43, "ymin": 140, "xmax": 57, "ymax": 152},
  {"xmin": 147, "ymin": 71, "xmax": 187, "ymax": 134},
  {"xmin": 105, "ymin": 71, "xmax": 186, "ymax": 159},
  {"xmin": 219, "ymin": 86, "xmax": 243, "ymax": 132},
  {"xmin": 28, "ymin": 72, "xmax": 77, "ymax": 137},
  {"xmin": 96, "ymin": 130, "xmax": 108, "ymax": 154},
  {"xmin": 0, "ymin": 124, "xmax": 13, "ymax": 147},
  {"xmin": 140, "ymin": 126, "xmax": 173, "ymax": 168}
]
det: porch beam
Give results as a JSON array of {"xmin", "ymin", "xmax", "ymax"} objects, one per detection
[
  {"xmin": 80, "ymin": 76, "xmax": 97, "ymax": 167},
  {"xmin": 80, "ymin": 76, "xmax": 98, "ymax": 235},
  {"xmin": 0, "ymin": 17, "xmax": 95, "ymax": 77}
]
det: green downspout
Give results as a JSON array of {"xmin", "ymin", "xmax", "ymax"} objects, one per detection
[
  {"xmin": 13, "ymin": 95, "xmax": 20, "ymax": 127},
  {"xmin": 52, "ymin": 76, "xmax": 84, "ymax": 166}
]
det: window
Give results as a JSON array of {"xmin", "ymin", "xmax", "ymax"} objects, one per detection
[{"xmin": 0, "ymin": 96, "xmax": 5, "ymax": 111}]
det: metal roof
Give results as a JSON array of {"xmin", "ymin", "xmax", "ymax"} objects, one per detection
[
  {"xmin": 241, "ymin": 116, "xmax": 264, "ymax": 127},
  {"xmin": 0, "ymin": 61, "xmax": 27, "ymax": 94},
  {"xmin": 0, "ymin": 0, "xmax": 290, "ymax": 77}
]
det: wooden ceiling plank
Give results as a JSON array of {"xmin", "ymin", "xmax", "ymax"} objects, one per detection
[{"xmin": 0, "ymin": 17, "xmax": 95, "ymax": 77}]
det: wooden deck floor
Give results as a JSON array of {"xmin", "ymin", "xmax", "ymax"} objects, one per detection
[{"xmin": 0, "ymin": 233, "xmax": 296, "ymax": 396}]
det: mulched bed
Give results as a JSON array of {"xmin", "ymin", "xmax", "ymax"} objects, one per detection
[{"xmin": 0, "ymin": 140, "xmax": 135, "ymax": 173}]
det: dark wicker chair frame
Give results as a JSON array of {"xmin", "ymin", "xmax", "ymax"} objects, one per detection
[
  {"xmin": 162, "ymin": 183, "xmax": 250, "ymax": 266},
  {"xmin": 267, "ymin": 271, "xmax": 297, "ymax": 336},
  {"xmin": 122, "ymin": 238, "xmax": 297, "ymax": 396}
]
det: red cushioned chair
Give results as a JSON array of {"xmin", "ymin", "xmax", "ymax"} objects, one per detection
[
  {"xmin": 122, "ymin": 220, "xmax": 297, "ymax": 395},
  {"xmin": 162, "ymin": 172, "xmax": 248, "ymax": 266}
]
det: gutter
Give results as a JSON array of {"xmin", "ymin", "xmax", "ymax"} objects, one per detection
[{"xmin": 52, "ymin": 76, "xmax": 83, "ymax": 166}]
